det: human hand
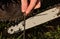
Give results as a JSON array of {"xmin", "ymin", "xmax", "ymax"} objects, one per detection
[{"xmin": 21, "ymin": 0, "xmax": 41, "ymax": 15}]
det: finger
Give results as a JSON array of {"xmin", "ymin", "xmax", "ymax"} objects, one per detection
[
  {"xmin": 21, "ymin": 0, "xmax": 28, "ymax": 12},
  {"xmin": 26, "ymin": 0, "xmax": 37, "ymax": 15},
  {"xmin": 34, "ymin": 1, "xmax": 41, "ymax": 9}
]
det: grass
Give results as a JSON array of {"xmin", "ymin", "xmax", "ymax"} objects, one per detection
[
  {"xmin": 0, "ymin": 7, "xmax": 60, "ymax": 39},
  {"xmin": 0, "ymin": 17, "xmax": 60, "ymax": 39},
  {"xmin": 0, "ymin": 0, "xmax": 60, "ymax": 39}
]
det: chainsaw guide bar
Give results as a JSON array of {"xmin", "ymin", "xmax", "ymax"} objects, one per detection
[
  {"xmin": 7, "ymin": 5, "xmax": 60, "ymax": 34},
  {"xmin": 0, "ymin": 0, "xmax": 60, "ymax": 36}
]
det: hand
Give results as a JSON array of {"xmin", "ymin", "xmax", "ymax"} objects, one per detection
[{"xmin": 21, "ymin": 0, "xmax": 41, "ymax": 15}]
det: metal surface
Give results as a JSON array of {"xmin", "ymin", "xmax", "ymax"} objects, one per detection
[{"xmin": 7, "ymin": 6, "xmax": 60, "ymax": 34}]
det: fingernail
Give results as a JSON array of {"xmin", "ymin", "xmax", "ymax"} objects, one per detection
[
  {"xmin": 22, "ymin": 10, "xmax": 25, "ymax": 12},
  {"xmin": 26, "ymin": 11, "xmax": 29, "ymax": 14},
  {"xmin": 25, "ymin": 11, "xmax": 30, "ymax": 16}
]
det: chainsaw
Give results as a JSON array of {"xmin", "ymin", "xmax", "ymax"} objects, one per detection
[{"xmin": 0, "ymin": 0, "xmax": 60, "ymax": 36}]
